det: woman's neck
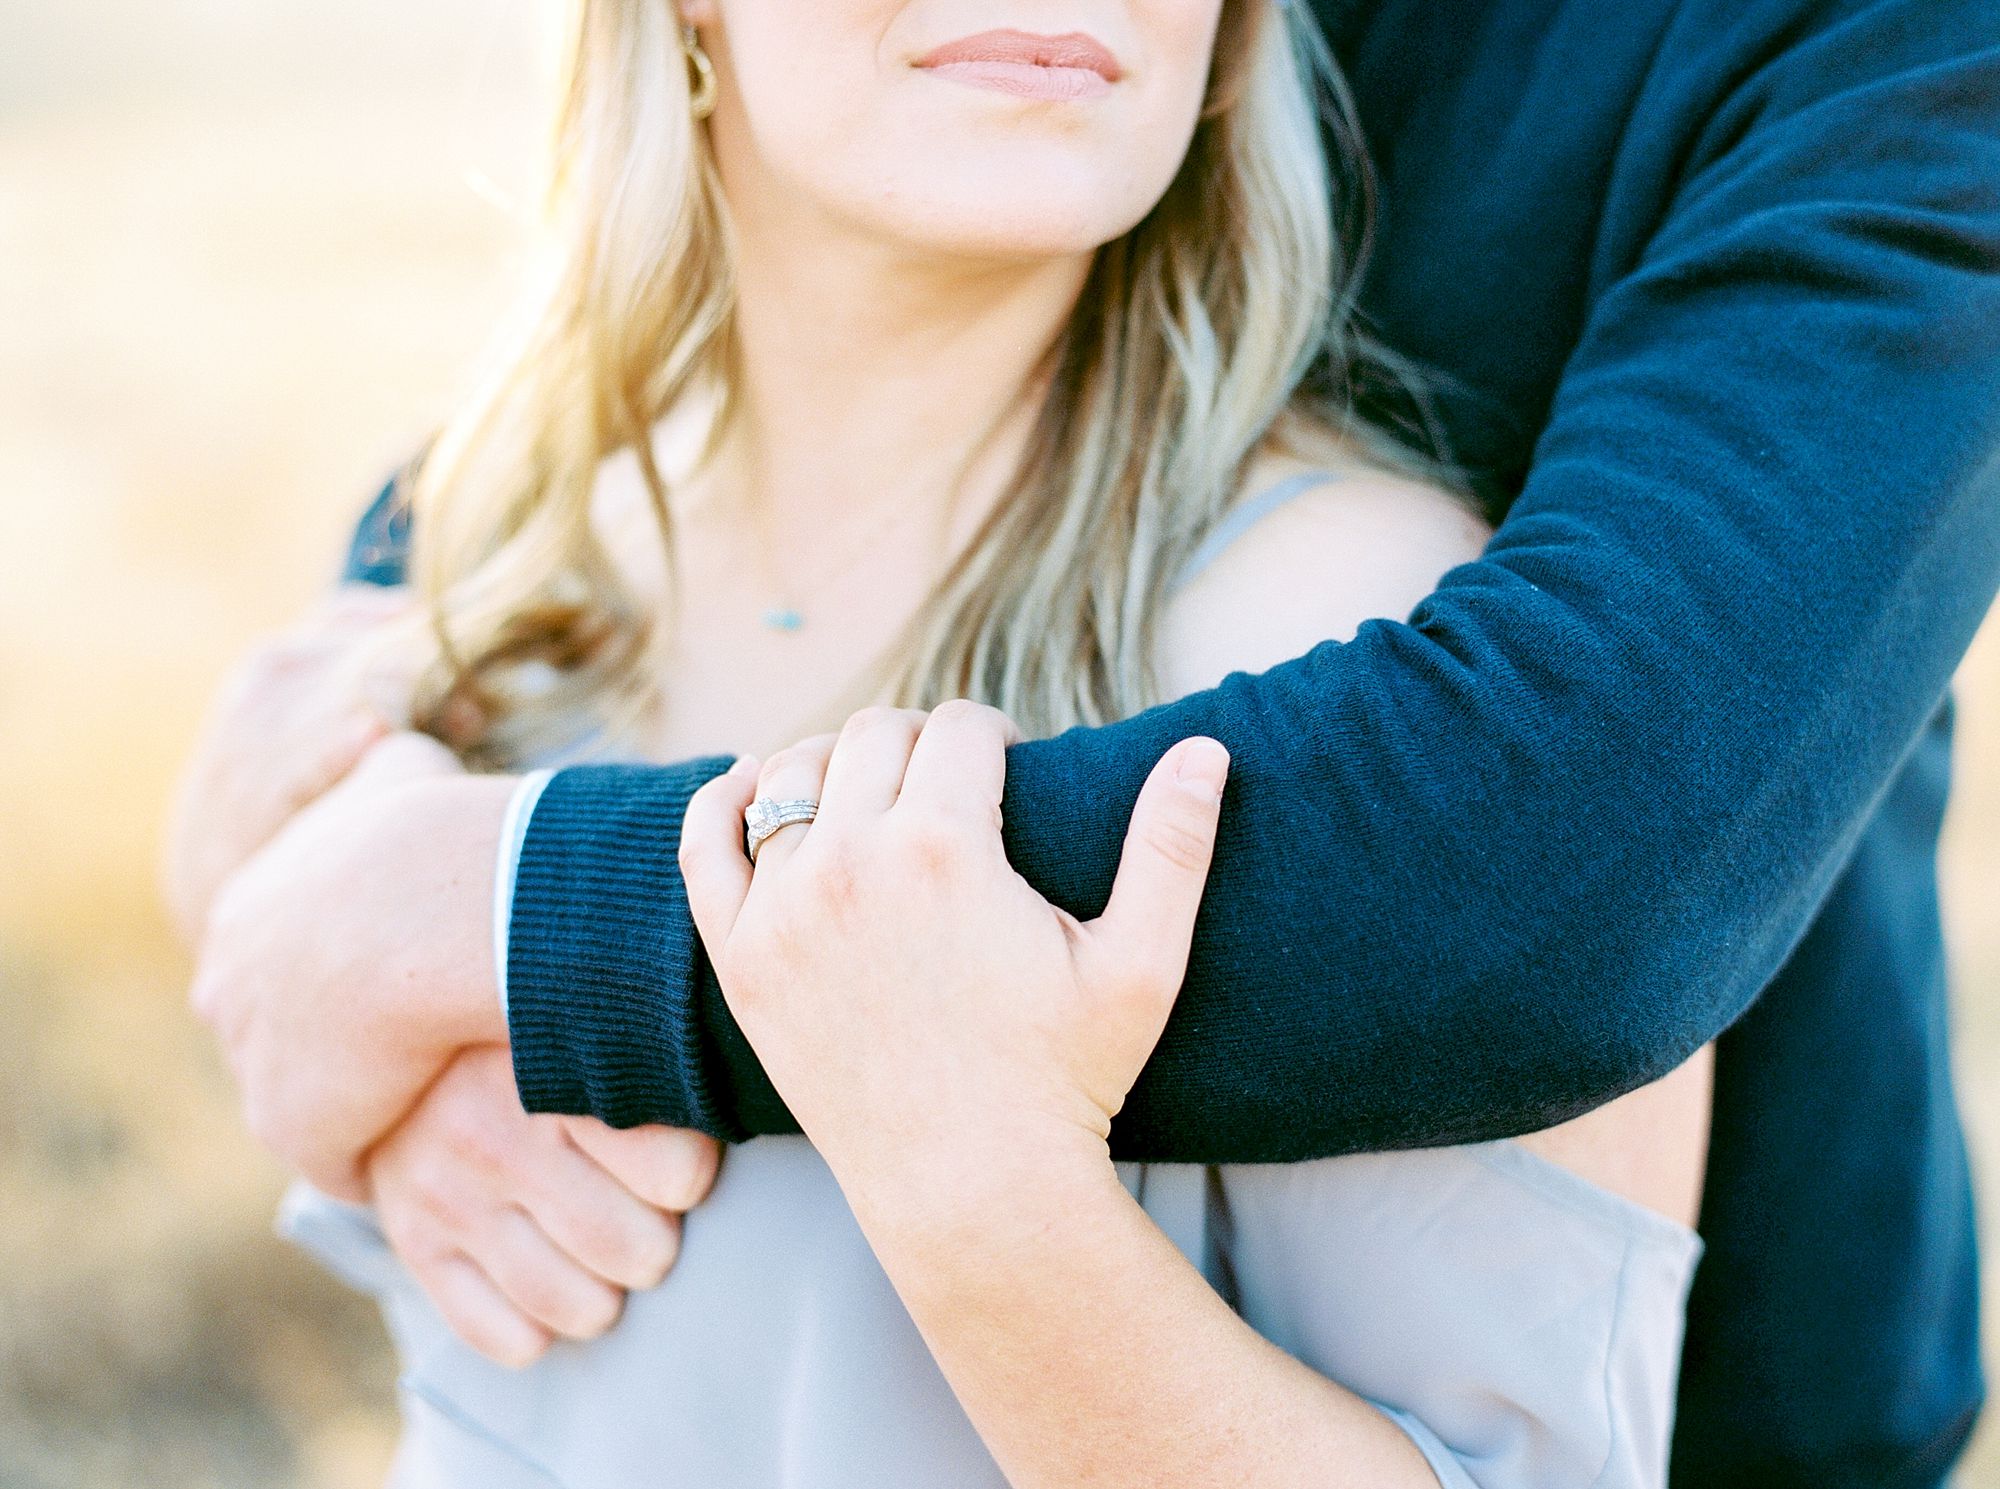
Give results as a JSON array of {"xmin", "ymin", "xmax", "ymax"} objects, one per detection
[
  {"xmin": 713, "ymin": 214, "xmax": 1094, "ymax": 543},
  {"xmin": 620, "ymin": 221, "xmax": 1098, "ymax": 760}
]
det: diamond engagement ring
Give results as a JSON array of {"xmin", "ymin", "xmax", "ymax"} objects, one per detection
[{"xmin": 744, "ymin": 797, "xmax": 819, "ymax": 863}]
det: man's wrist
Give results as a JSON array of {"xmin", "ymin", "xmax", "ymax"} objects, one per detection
[{"xmin": 386, "ymin": 773, "xmax": 518, "ymax": 1053}]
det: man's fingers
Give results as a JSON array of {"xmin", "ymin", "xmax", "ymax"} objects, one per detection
[
  {"xmin": 896, "ymin": 700, "xmax": 1021, "ymax": 821},
  {"xmin": 682, "ymin": 758, "xmax": 760, "ymax": 941},
  {"xmin": 339, "ymin": 729, "xmax": 463, "ymax": 792},
  {"xmin": 412, "ymin": 1252, "xmax": 555, "ymax": 1369},
  {"xmin": 565, "ymin": 1119, "xmax": 721, "ymax": 1214},
  {"xmin": 282, "ymin": 711, "xmax": 393, "ymax": 812},
  {"xmin": 474, "ymin": 1207, "xmax": 627, "ymax": 1342},
  {"xmin": 317, "ymin": 582, "xmax": 420, "ymax": 629},
  {"xmin": 508, "ymin": 1124, "xmax": 686, "ymax": 1291},
  {"xmin": 1089, "ymin": 737, "xmax": 1229, "ymax": 987}
]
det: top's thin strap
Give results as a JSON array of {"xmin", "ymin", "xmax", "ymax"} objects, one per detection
[{"xmin": 1172, "ymin": 468, "xmax": 1348, "ymax": 593}]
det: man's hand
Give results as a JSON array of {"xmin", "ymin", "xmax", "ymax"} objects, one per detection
[
  {"xmin": 162, "ymin": 585, "xmax": 419, "ymax": 944},
  {"xmin": 369, "ymin": 1045, "xmax": 720, "ymax": 1367},
  {"xmin": 191, "ymin": 732, "xmax": 511, "ymax": 1200}
]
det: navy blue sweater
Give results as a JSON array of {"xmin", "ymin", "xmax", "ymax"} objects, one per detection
[{"xmin": 347, "ymin": 0, "xmax": 2000, "ymax": 1481}]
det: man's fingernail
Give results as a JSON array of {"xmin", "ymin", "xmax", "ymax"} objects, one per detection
[
  {"xmin": 1174, "ymin": 738, "xmax": 1230, "ymax": 801},
  {"xmin": 728, "ymin": 755, "xmax": 760, "ymax": 779}
]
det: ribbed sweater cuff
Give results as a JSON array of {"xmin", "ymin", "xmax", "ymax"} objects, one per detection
[{"xmin": 506, "ymin": 759, "xmax": 743, "ymax": 1135}]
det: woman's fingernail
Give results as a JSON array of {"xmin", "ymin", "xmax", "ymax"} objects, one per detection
[
  {"xmin": 728, "ymin": 755, "xmax": 760, "ymax": 779},
  {"xmin": 1174, "ymin": 738, "xmax": 1230, "ymax": 801}
]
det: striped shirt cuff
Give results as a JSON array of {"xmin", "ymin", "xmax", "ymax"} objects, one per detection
[{"xmin": 494, "ymin": 768, "xmax": 557, "ymax": 1020}]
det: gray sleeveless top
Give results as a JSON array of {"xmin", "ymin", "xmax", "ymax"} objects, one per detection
[{"xmin": 281, "ymin": 469, "xmax": 1702, "ymax": 1489}]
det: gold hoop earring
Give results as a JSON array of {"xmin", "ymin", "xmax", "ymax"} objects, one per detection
[{"xmin": 682, "ymin": 23, "xmax": 717, "ymax": 120}]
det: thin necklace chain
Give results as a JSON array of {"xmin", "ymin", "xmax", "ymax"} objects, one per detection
[
  {"xmin": 746, "ymin": 480, "xmax": 952, "ymax": 633},
  {"xmin": 734, "ymin": 375, "xmax": 1042, "ymax": 633}
]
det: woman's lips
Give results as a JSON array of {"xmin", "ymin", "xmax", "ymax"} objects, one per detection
[{"xmin": 913, "ymin": 29, "xmax": 1122, "ymax": 101}]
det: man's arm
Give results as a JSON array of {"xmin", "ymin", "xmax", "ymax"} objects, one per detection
[{"xmin": 425, "ymin": 0, "xmax": 2000, "ymax": 1154}]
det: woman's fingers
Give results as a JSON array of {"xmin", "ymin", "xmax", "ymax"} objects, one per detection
[
  {"xmin": 817, "ymin": 707, "xmax": 928, "ymax": 825},
  {"xmin": 1088, "ymin": 737, "xmax": 1230, "ymax": 992},
  {"xmin": 682, "ymin": 757, "xmax": 761, "ymax": 941},
  {"xmin": 564, "ymin": 1118, "xmax": 721, "ymax": 1214},
  {"xmin": 896, "ymin": 700, "xmax": 1020, "ymax": 821},
  {"xmin": 746, "ymin": 733, "xmax": 838, "ymax": 874}
]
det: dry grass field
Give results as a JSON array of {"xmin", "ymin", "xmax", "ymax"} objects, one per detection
[{"xmin": 0, "ymin": 4, "xmax": 1993, "ymax": 1485}]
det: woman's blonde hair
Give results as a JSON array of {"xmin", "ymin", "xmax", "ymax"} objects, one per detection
[{"xmin": 400, "ymin": 0, "xmax": 1426, "ymax": 767}]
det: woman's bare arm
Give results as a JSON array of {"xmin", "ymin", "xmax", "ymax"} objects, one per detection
[
  {"xmin": 867, "ymin": 1155, "xmax": 1441, "ymax": 1489},
  {"xmin": 679, "ymin": 721, "xmax": 1446, "ymax": 1489}
]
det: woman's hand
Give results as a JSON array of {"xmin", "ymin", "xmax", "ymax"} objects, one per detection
[
  {"xmin": 368, "ymin": 1045, "xmax": 720, "ymax": 1367},
  {"xmin": 687, "ymin": 707, "xmax": 1439, "ymax": 1489},
  {"xmin": 678, "ymin": 702, "xmax": 1229, "ymax": 1229},
  {"xmin": 163, "ymin": 585, "xmax": 415, "ymax": 944}
]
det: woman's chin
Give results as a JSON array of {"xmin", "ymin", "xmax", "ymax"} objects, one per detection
[{"xmin": 854, "ymin": 190, "xmax": 1151, "ymax": 266}]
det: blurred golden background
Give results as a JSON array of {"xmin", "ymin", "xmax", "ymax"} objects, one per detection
[{"xmin": 0, "ymin": 2, "xmax": 1993, "ymax": 1485}]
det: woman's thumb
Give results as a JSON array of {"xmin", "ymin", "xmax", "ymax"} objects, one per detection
[{"xmin": 1090, "ymin": 737, "xmax": 1228, "ymax": 983}]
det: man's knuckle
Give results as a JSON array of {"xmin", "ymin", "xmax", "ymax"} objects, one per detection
[
  {"xmin": 597, "ymin": 1208, "xmax": 671, "ymax": 1284},
  {"xmin": 671, "ymin": 1135, "xmax": 721, "ymax": 1207},
  {"xmin": 648, "ymin": 1140, "xmax": 706, "ymax": 1211},
  {"xmin": 508, "ymin": 1269, "xmax": 570, "ymax": 1326},
  {"xmin": 573, "ymin": 1285, "xmax": 626, "ymax": 1338},
  {"xmin": 634, "ymin": 1216, "xmax": 682, "ymax": 1286},
  {"xmin": 443, "ymin": 1105, "xmax": 511, "ymax": 1175},
  {"xmin": 533, "ymin": 1276, "xmax": 618, "ymax": 1338},
  {"xmin": 497, "ymin": 1330, "xmax": 552, "ymax": 1369},
  {"xmin": 563, "ymin": 1188, "xmax": 632, "ymax": 1252},
  {"xmin": 414, "ymin": 1169, "xmax": 477, "ymax": 1229},
  {"xmin": 445, "ymin": 1289, "xmax": 547, "ymax": 1369},
  {"xmin": 382, "ymin": 1202, "xmax": 449, "ymax": 1265}
]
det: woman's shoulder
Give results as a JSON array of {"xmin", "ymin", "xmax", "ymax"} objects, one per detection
[{"xmin": 1156, "ymin": 442, "xmax": 1491, "ymax": 699}]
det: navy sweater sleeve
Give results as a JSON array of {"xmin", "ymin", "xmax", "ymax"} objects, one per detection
[{"xmin": 496, "ymin": 0, "xmax": 2000, "ymax": 1151}]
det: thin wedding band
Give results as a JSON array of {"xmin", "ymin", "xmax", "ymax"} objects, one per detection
[{"xmin": 745, "ymin": 797, "xmax": 819, "ymax": 863}]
